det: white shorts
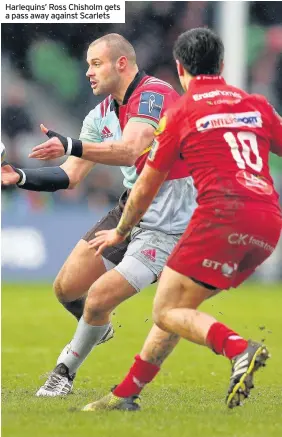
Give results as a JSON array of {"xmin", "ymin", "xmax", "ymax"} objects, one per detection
[{"xmin": 103, "ymin": 227, "xmax": 181, "ymax": 292}]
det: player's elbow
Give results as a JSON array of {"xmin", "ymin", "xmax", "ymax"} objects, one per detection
[
  {"xmin": 124, "ymin": 143, "xmax": 138, "ymax": 166},
  {"xmin": 61, "ymin": 168, "xmax": 80, "ymax": 190},
  {"xmin": 126, "ymin": 154, "xmax": 138, "ymax": 167}
]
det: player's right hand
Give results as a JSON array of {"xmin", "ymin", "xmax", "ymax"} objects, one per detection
[
  {"xmin": 1, "ymin": 163, "xmax": 20, "ymax": 185},
  {"xmin": 88, "ymin": 228, "xmax": 126, "ymax": 256}
]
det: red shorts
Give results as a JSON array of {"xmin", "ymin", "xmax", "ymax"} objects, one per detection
[{"xmin": 167, "ymin": 207, "xmax": 282, "ymax": 290}]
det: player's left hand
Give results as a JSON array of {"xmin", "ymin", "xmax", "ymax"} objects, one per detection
[
  {"xmin": 29, "ymin": 124, "xmax": 65, "ymax": 160},
  {"xmin": 88, "ymin": 229, "xmax": 126, "ymax": 256}
]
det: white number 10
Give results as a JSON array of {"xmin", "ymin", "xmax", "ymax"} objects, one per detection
[{"xmin": 223, "ymin": 131, "xmax": 263, "ymax": 172}]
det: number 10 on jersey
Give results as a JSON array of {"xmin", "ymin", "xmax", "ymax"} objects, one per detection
[{"xmin": 224, "ymin": 131, "xmax": 263, "ymax": 172}]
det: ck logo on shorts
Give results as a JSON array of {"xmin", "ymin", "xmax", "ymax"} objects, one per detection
[
  {"xmin": 228, "ymin": 233, "xmax": 249, "ymax": 245},
  {"xmin": 228, "ymin": 233, "xmax": 275, "ymax": 252},
  {"xmin": 138, "ymin": 92, "xmax": 164, "ymax": 120}
]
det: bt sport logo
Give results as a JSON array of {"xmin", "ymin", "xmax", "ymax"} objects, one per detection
[{"xmin": 196, "ymin": 112, "xmax": 262, "ymax": 132}]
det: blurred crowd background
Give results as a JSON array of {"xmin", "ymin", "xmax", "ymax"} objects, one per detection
[{"xmin": 2, "ymin": 1, "xmax": 282, "ymax": 281}]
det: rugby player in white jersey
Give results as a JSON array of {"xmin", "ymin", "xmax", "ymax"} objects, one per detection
[{"xmin": 2, "ymin": 34, "xmax": 197, "ymax": 401}]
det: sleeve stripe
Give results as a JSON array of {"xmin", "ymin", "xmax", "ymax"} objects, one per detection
[
  {"xmin": 104, "ymin": 96, "xmax": 111, "ymax": 114},
  {"xmin": 129, "ymin": 116, "xmax": 159, "ymax": 129},
  {"xmin": 143, "ymin": 78, "xmax": 173, "ymax": 89}
]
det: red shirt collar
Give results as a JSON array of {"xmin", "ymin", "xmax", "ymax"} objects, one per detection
[{"xmin": 189, "ymin": 75, "xmax": 226, "ymax": 92}]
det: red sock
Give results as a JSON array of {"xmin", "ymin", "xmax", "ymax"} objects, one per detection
[
  {"xmin": 113, "ymin": 355, "xmax": 160, "ymax": 398},
  {"xmin": 206, "ymin": 322, "xmax": 248, "ymax": 360}
]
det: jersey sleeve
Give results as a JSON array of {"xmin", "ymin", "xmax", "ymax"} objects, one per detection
[
  {"xmin": 147, "ymin": 114, "xmax": 180, "ymax": 173},
  {"xmin": 126, "ymin": 87, "xmax": 170, "ymax": 129},
  {"xmin": 269, "ymin": 105, "xmax": 282, "ymax": 156},
  {"xmin": 79, "ymin": 108, "xmax": 102, "ymax": 143}
]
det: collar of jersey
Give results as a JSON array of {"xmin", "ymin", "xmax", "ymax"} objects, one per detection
[
  {"xmin": 110, "ymin": 70, "xmax": 147, "ymax": 114},
  {"xmin": 189, "ymin": 75, "xmax": 226, "ymax": 91}
]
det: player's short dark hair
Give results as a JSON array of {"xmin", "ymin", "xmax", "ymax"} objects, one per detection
[
  {"xmin": 90, "ymin": 33, "xmax": 136, "ymax": 65},
  {"xmin": 173, "ymin": 28, "xmax": 224, "ymax": 76}
]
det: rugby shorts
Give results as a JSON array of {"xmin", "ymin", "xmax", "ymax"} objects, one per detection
[{"xmin": 167, "ymin": 206, "xmax": 282, "ymax": 290}]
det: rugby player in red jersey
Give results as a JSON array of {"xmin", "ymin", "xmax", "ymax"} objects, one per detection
[{"xmin": 86, "ymin": 28, "xmax": 282, "ymax": 410}]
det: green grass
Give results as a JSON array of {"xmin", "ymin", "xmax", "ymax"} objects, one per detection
[{"xmin": 2, "ymin": 282, "xmax": 282, "ymax": 437}]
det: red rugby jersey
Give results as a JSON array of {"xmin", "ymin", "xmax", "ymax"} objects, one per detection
[{"xmin": 148, "ymin": 75, "xmax": 282, "ymax": 214}]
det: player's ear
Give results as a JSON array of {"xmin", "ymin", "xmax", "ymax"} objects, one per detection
[
  {"xmin": 176, "ymin": 60, "xmax": 185, "ymax": 78},
  {"xmin": 116, "ymin": 56, "xmax": 127, "ymax": 72}
]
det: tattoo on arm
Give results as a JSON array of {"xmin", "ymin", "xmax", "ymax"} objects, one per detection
[
  {"xmin": 117, "ymin": 198, "xmax": 145, "ymax": 237},
  {"xmin": 116, "ymin": 165, "xmax": 166, "ymax": 237}
]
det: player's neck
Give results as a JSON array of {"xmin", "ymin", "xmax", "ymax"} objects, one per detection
[
  {"xmin": 112, "ymin": 68, "xmax": 139, "ymax": 105},
  {"xmin": 181, "ymin": 72, "xmax": 193, "ymax": 92}
]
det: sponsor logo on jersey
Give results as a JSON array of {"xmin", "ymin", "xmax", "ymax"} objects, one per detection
[
  {"xmin": 196, "ymin": 111, "xmax": 262, "ymax": 131},
  {"xmin": 193, "ymin": 89, "xmax": 242, "ymax": 101},
  {"xmin": 138, "ymin": 92, "xmax": 164, "ymax": 120},
  {"xmin": 206, "ymin": 98, "xmax": 241, "ymax": 106},
  {"xmin": 148, "ymin": 139, "xmax": 159, "ymax": 161},
  {"xmin": 101, "ymin": 126, "xmax": 113, "ymax": 139},
  {"xmin": 236, "ymin": 170, "xmax": 273, "ymax": 195},
  {"xmin": 196, "ymin": 75, "xmax": 223, "ymax": 81}
]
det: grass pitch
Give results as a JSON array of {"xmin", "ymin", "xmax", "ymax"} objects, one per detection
[{"xmin": 2, "ymin": 282, "xmax": 282, "ymax": 437}]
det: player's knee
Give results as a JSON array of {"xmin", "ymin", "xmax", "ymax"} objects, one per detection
[
  {"xmin": 53, "ymin": 275, "xmax": 64, "ymax": 302},
  {"xmin": 85, "ymin": 288, "xmax": 112, "ymax": 319},
  {"xmin": 152, "ymin": 305, "xmax": 168, "ymax": 331},
  {"xmin": 53, "ymin": 274, "xmax": 72, "ymax": 303}
]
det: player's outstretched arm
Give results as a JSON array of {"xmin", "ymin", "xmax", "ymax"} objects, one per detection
[
  {"xmin": 1, "ymin": 155, "xmax": 94, "ymax": 192},
  {"xmin": 29, "ymin": 122, "xmax": 155, "ymax": 167},
  {"xmin": 88, "ymin": 164, "xmax": 168, "ymax": 255}
]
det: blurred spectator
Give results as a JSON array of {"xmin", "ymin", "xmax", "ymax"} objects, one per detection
[{"xmin": 2, "ymin": 85, "xmax": 33, "ymax": 157}]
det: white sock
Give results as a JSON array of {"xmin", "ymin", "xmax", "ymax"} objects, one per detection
[{"xmin": 61, "ymin": 316, "xmax": 110, "ymax": 374}]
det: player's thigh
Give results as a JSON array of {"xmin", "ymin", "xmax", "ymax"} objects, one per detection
[
  {"xmin": 54, "ymin": 203, "xmax": 130, "ymax": 301},
  {"xmin": 153, "ymin": 266, "xmax": 219, "ymax": 319},
  {"xmin": 166, "ymin": 215, "xmax": 247, "ymax": 290},
  {"xmin": 115, "ymin": 227, "xmax": 181, "ymax": 292},
  {"xmin": 54, "ymin": 239, "xmax": 107, "ymax": 301},
  {"xmin": 85, "ymin": 268, "xmax": 137, "ymax": 316},
  {"xmin": 83, "ymin": 204, "xmax": 130, "ymax": 266}
]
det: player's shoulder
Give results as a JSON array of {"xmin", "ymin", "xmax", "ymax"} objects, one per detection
[
  {"xmin": 246, "ymin": 93, "xmax": 274, "ymax": 117},
  {"xmin": 242, "ymin": 92, "xmax": 269, "ymax": 107},
  {"xmin": 85, "ymin": 95, "xmax": 113, "ymax": 121},
  {"xmin": 166, "ymin": 92, "xmax": 189, "ymax": 116},
  {"xmin": 159, "ymin": 93, "xmax": 188, "ymax": 130},
  {"xmin": 98, "ymin": 95, "xmax": 113, "ymax": 117},
  {"xmin": 137, "ymin": 75, "xmax": 178, "ymax": 96}
]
